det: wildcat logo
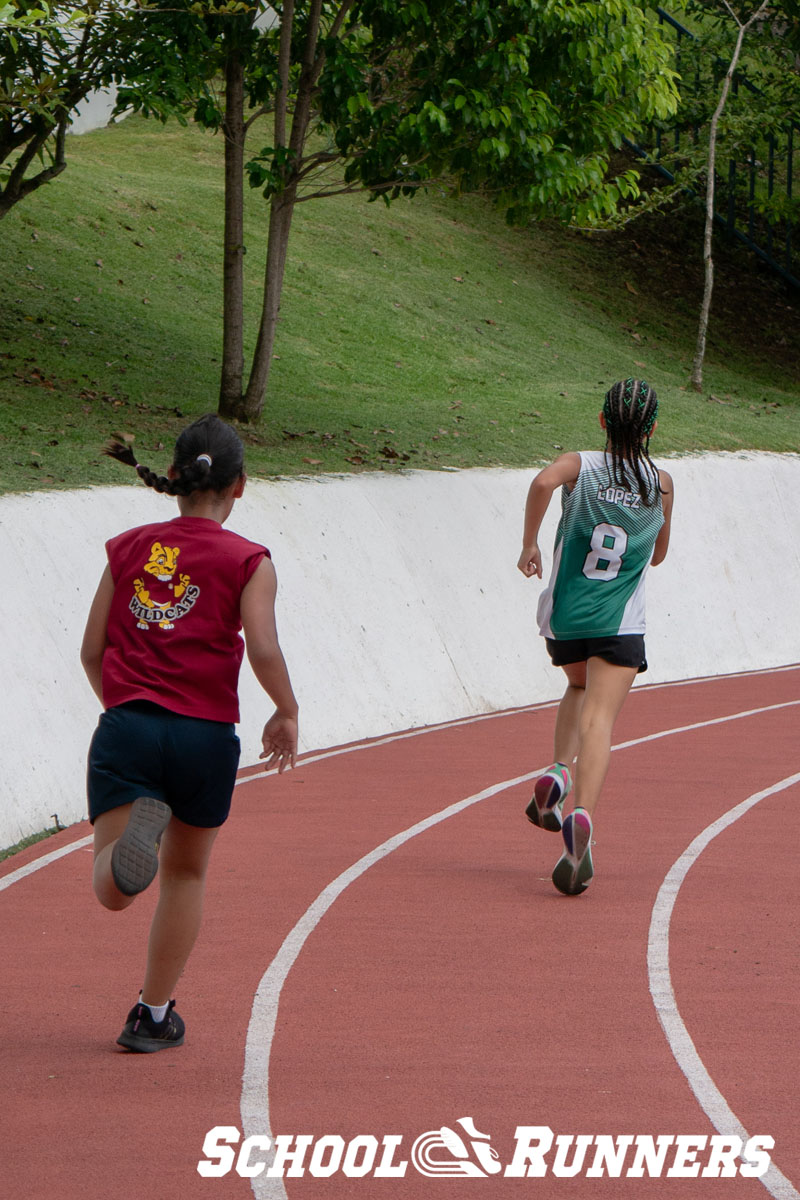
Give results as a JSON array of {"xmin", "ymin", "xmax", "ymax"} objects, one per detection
[
  {"xmin": 411, "ymin": 1119, "xmax": 502, "ymax": 1177},
  {"xmin": 130, "ymin": 541, "xmax": 199, "ymax": 630}
]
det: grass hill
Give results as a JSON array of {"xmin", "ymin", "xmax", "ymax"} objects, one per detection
[{"xmin": 1, "ymin": 114, "xmax": 799, "ymax": 494}]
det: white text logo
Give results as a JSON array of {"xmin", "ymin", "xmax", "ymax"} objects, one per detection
[{"xmin": 197, "ymin": 1121, "xmax": 774, "ymax": 1180}]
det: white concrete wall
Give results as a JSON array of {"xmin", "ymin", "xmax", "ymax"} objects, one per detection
[
  {"xmin": 68, "ymin": 87, "xmax": 121, "ymax": 137},
  {"xmin": 1, "ymin": 452, "xmax": 798, "ymax": 850}
]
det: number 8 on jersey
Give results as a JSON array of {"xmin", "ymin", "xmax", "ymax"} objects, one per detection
[{"xmin": 582, "ymin": 522, "xmax": 628, "ymax": 581}]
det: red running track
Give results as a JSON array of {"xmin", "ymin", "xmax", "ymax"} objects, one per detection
[{"xmin": 2, "ymin": 666, "xmax": 799, "ymax": 1200}]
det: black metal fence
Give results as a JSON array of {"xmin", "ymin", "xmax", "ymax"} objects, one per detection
[{"xmin": 626, "ymin": 6, "xmax": 798, "ymax": 289}]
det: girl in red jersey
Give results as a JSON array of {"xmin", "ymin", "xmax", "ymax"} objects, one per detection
[{"xmin": 81, "ymin": 414, "xmax": 298, "ymax": 1052}]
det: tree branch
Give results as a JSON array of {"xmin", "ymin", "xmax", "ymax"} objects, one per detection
[
  {"xmin": 1, "ymin": 113, "xmax": 67, "ymax": 213},
  {"xmin": 274, "ymin": 0, "xmax": 295, "ymax": 150},
  {"xmin": 243, "ymin": 103, "xmax": 271, "ymax": 133},
  {"xmin": 295, "ymin": 174, "xmax": 442, "ymax": 203}
]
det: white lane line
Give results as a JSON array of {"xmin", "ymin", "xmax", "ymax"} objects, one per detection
[
  {"xmin": 240, "ymin": 699, "xmax": 800, "ymax": 1200},
  {"xmin": 236, "ymin": 700, "xmax": 558, "ymax": 786},
  {"xmin": 638, "ymin": 662, "xmax": 800, "ymax": 690},
  {"xmin": 0, "ymin": 704, "xmax": 559, "ymax": 891},
  {"xmin": 0, "ymin": 835, "xmax": 93, "ymax": 893},
  {"xmin": 237, "ymin": 696, "xmax": 800, "ymax": 789},
  {"xmin": 5, "ymin": 665, "xmax": 799, "ymax": 871},
  {"xmin": 648, "ymin": 773, "xmax": 800, "ymax": 1200},
  {"xmin": 241, "ymin": 768, "xmax": 546, "ymax": 1200},
  {"xmin": 2, "ymin": 687, "xmax": 798, "ymax": 1196}
]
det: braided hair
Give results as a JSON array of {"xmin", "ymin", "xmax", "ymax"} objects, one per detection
[
  {"xmin": 602, "ymin": 378, "xmax": 661, "ymax": 507},
  {"xmin": 104, "ymin": 414, "xmax": 245, "ymax": 496}
]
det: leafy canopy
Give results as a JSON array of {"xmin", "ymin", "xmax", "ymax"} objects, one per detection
[{"xmin": 118, "ymin": 0, "xmax": 682, "ymax": 227}]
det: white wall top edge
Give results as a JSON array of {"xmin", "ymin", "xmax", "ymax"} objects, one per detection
[{"xmin": 1, "ymin": 453, "xmax": 798, "ymax": 849}]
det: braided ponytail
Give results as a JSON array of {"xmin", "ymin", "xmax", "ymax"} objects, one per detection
[
  {"xmin": 602, "ymin": 378, "xmax": 661, "ymax": 506},
  {"xmin": 103, "ymin": 415, "xmax": 244, "ymax": 497}
]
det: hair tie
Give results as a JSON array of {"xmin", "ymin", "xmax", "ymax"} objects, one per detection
[{"xmin": 196, "ymin": 453, "xmax": 212, "ymax": 467}]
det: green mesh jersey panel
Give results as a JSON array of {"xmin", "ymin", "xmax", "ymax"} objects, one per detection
[{"xmin": 537, "ymin": 450, "xmax": 664, "ymax": 639}]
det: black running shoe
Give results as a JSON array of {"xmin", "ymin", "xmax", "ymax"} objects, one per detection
[
  {"xmin": 116, "ymin": 999, "xmax": 185, "ymax": 1053},
  {"xmin": 111, "ymin": 796, "xmax": 172, "ymax": 896}
]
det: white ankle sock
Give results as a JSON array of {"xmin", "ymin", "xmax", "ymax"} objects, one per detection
[{"xmin": 140, "ymin": 998, "xmax": 169, "ymax": 1023}]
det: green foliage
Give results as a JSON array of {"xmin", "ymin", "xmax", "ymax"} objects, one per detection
[
  {"xmin": 0, "ymin": 1, "xmax": 180, "ymax": 214},
  {"xmin": 109, "ymin": 1, "xmax": 687, "ymax": 417},
  {"xmin": 0, "ymin": 0, "xmax": 85, "ymax": 31},
  {"xmin": 3, "ymin": 115, "xmax": 799, "ymax": 495},
  {"xmin": 312, "ymin": 0, "xmax": 681, "ymax": 226},
  {"xmin": 653, "ymin": 2, "xmax": 800, "ymax": 227},
  {"xmin": 245, "ymin": 143, "xmax": 297, "ymax": 194},
  {"xmin": 114, "ymin": 0, "xmax": 682, "ymax": 227}
]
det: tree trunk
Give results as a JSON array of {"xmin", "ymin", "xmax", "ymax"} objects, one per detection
[
  {"xmin": 218, "ymin": 46, "xmax": 247, "ymax": 419},
  {"xmin": 241, "ymin": 187, "xmax": 296, "ymax": 421},
  {"xmin": 0, "ymin": 117, "xmax": 67, "ymax": 220},
  {"xmin": 690, "ymin": 1, "xmax": 769, "ymax": 392},
  {"xmin": 240, "ymin": 0, "xmax": 326, "ymax": 422},
  {"xmin": 689, "ymin": 136, "xmax": 719, "ymax": 393}
]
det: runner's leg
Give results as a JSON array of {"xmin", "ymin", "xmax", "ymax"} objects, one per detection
[
  {"xmin": 553, "ymin": 660, "xmax": 587, "ymax": 770},
  {"xmin": 92, "ymin": 805, "xmax": 136, "ymax": 911},
  {"xmin": 140, "ymin": 817, "xmax": 220, "ymax": 1005},
  {"xmin": 572, "ymin": 656, "xmax": 638, "ymax": 817}
]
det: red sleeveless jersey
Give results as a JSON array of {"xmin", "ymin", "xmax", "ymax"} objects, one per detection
[{"xmin": 102, "ymin": 515, "xmax": 269, "ymax": 722}]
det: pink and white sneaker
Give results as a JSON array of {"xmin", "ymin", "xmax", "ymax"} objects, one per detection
[
  {"xmin": 525, "ymin": 763, "xmax": 572, "ymax": 832},
  {"xmin": 552, "ymin": 807, "xmax": 594, "ymax": 895}
]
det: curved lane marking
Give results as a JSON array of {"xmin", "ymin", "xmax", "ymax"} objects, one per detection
[
  {"xmin": 236, "ymin": 672, "xmax": 800, "ymax": 790},
  {"xmin": 5, "ymin": 667, "xmax": 799, "ymax": 880},
  {"xmin": 240, "ymin": 698, "xmax": 800, "ymax": 1200},
  {"xmin": 1, "ymin": 688, "xmax": 798, "ymax": 1197},
  {"xmin": 0, "ymin": 835, "xmax": 93, "ymax": 894},
  {"xmin": 0, "ymin": 706, "xmax": 560, "ymax": 893},
  {"xmin": 648, "ymin": 772, "xmax": 800, "ymax": 1200},
  {"xmin": 242, "ymin": 769, "xmax": 546, "ymax": 1200}
]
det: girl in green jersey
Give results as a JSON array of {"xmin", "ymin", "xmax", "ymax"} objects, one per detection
[{"xmin": 517, "ymin": 379, "xmax": 674, "ymax": 895}]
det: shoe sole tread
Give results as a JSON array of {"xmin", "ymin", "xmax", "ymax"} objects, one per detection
[{"xmin": 111, "ymin": 797, "xmax": 172, "ymax": 896}]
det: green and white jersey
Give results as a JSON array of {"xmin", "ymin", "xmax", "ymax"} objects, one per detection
[{"xmin": 537, "ymin": 450, "xmax": 664, "ymax": 640}]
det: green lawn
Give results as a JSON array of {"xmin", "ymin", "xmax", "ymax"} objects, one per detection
[{"xmin": 1, "ymin": 113, "xmax": 798, "ymax": 494}]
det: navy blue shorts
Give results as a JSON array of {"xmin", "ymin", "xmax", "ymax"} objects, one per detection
[
  {"xmin": 87, "ymin": 700, "xmax": 240, "ymax": 828},
  {"xmin": 545, "ymin": 634, "xmax": 648, "ymax": 673}
]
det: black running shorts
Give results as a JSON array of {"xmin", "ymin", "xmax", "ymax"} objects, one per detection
[
  {"xmin": 87, "ymin": 700, "xmax": 240, "ymax": 827},
  {"xmin": 545, "ymin": 634, "xmax": 648, "ymax": 673}
]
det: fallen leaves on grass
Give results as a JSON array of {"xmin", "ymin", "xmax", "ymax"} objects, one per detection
[{"xmin": 13, "ymin": 367, "xmax": 56, "ymax": 389}]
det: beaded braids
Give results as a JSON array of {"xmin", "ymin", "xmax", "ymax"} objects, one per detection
[
  {"xmin": 602, "ymin": 378, "xmax": 661, "ymax": 507},
  {"xmin": 104, "ymin": 414, "xmax": 244, "ymax": 496}
]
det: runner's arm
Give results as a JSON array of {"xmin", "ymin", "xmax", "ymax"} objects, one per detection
[
  {"xmin": 240, "ymin": 557, "xmax": 299, "ymax": 772},
  {"xmin": 518, "ymin": 453, "xmax": 581, "ymax": 578},
  {"xmin": 651, "ymin": 470, "xmax": 674, "ymax": 566},
  {"xmin": 80, "ymin": 565, "xmax": 114, "ymax": 704}
]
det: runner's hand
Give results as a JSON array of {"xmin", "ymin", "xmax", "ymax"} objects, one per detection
[
  {"xmin": 517, "ymin": 543, "xmax": 542, "ymax": 578},
  {"xmin": 259, "ymin": 712, "xmax": 298, "ymax": 773}
]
